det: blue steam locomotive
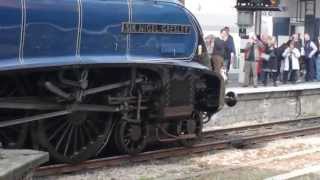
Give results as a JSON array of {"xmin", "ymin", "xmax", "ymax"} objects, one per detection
[{"xmin": 0, "ymin": 0, "xmax": 235, "ymax": 163}]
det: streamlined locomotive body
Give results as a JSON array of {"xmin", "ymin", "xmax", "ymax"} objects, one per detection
[{"xmin": 0, "ymin": 0, "xmax": 233, "ymax": 163}]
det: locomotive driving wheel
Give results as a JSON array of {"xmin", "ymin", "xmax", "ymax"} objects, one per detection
[
  {"xmin": 36, "ymin": 69, "xmax": 114, "ymax": 163},
  {"xmin": 37, "ymin": 112, "xmax": 112, "ymax": 163},
  {"xmin": 179, "ymin": 111, "xmax": 203, "ymax": 147},
  {"xmin": 113, "ymin": 118, "xmax": 147, "ymax": 155}
]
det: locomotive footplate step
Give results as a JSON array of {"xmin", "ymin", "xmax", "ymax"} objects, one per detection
[{"xmin": 0, "ymin": 149, "xmax": 49, "ymax": 180}]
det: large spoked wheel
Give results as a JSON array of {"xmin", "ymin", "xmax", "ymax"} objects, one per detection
[
  {"xmin": 179, "ymin": 111, "xmax": 203, "ymax": 147},
  {"xmin": 37, "ymin": 112, "xmax": 112, "ymax": 163},
  {"xmin": 114, "ymin": 119, "xmax": 147, "ymax": 155}
]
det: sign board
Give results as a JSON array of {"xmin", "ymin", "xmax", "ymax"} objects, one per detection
[
  {"xmin": 237, "ymin": 11, "xmax": 254, "ymax": 26},
  {"xmin": 236, "ymin": 0, "xmax": 281, "ymax": 11}
]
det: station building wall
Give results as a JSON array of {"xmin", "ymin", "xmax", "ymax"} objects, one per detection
[{"xmin": 272, "ymin": 0, "xmax": 320, "ymax": 40}]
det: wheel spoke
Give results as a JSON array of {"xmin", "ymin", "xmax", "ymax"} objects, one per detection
[
  {"xmin": 73, "ymin": 127, "xmax": 79, "ymax": 154},
  {"xmin": 49, "ymin": 120, "xmax": 70, "ymax": 141},
  {"xmin": 55, "ymin": 123, "xmax": 72, "ymax": 151},
  {"xmin": 64, "ymin": 126, "xmax": 74, "ymax": 156}
]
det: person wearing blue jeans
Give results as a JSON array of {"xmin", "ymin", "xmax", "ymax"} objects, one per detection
[{"xmin": 304, "ymin": 33, "xmax": 318, "ymax": 82}]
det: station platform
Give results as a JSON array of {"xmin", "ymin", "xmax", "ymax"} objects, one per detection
[
  {"xmin": 207, "ymin": 82, "xmax": 320, "ymax": 128},
  {"xmin": 227, "ymin": 82, "xmax": 320, "ymax": 95},
  {"xmin": 0, "ymin": 149, "xmax": 48, "ymax": 180}
]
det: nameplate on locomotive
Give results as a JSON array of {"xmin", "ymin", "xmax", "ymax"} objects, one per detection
[{"xmin": 121, "ymin": 22, "xmax": 191, "ymax": 34}]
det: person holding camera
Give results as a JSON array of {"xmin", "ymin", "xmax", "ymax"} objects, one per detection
[
  {"xmin": 282, "ymin": 40, "xmax": 301, "ymax": 84},
  {"xmin": 243, "ymin": 34, "xmax": 262, "ymax": 87}
]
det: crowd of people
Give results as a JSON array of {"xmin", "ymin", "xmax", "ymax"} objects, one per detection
[
  {"xmin": 205, "ymin": 29, "xmax": 320, "ymax": 88},
  {"xmin": 243, "ymin": 33, "xmax": 320, "ymax": 87}
]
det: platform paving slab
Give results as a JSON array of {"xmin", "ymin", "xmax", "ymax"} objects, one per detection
[{"xmin": 0, "ymin": 149, "xmax": 49, "ymax": 180}]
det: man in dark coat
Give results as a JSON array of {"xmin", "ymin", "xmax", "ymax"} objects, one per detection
[
  {"xmin": 211, "ymin": 29, "xmax": 227, "ymax": 74},
  {"xmin": 223, "ymin": 27, "xmax": 236, "ymax": 77},
  {"xmin": 304, "ymin": 33, "xmax": 318, "ymax": 81}
]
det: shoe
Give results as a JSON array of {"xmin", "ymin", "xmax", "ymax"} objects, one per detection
[
  {"xmin": 253, "ymin": 85, "xmax": 258, "ymax": 88},
  {"xmin": 273, "ymin": 82, "xmax": 277, "ymax": 87}
]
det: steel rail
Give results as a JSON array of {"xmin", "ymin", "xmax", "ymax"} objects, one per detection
[
  {"xmin": 205, "ymin": 116, "xmax": 320, "ymax": 136},
  {"xmin": 35, "ymin": 117, "xmax": 320, "ymax": 177}
]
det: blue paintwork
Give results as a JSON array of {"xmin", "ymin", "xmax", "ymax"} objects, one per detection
[
  {"xmin": 130, "ymin": 0, "xmax": 197, "ymax": 60},
  {"xmin": 0, "ymin": 1, "xmax": 21, "ymax": 61},
  {"xmin": 81, "ymin": 0, "xmax": 128, "ymax": 60},
  {"xmin": 24, "ymin": 0, "xmax": 78, "ymax": 61},
  {"xmin": 0, "ymin": 0, "xmax": 206, "ymax": 71}
]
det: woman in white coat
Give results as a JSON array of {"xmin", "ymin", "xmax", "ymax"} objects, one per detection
[{"xmin": 282, "ymin": 40, "xmax": 301, "ymax": 84}]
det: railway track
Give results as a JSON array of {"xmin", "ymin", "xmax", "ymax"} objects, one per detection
[{"xmin": 35, "ymin": 117, "xmax": 320, "ymax": 177}]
